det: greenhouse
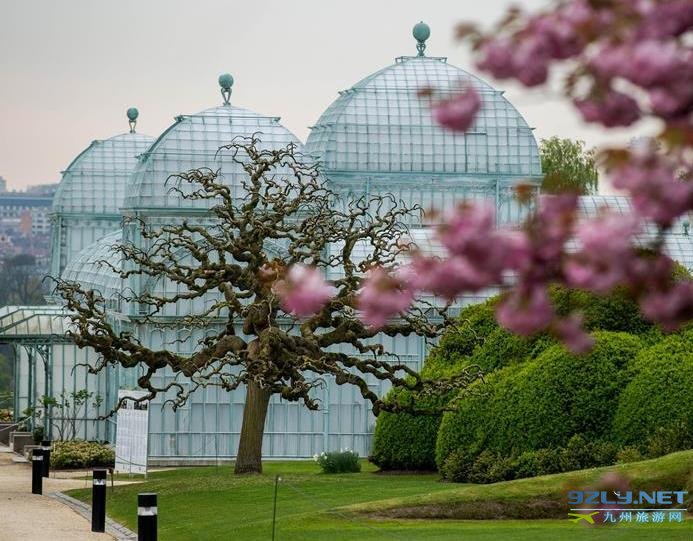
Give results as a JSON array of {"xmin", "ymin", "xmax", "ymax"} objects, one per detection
[{"xmin": 3, "ymin": 24, "xmax": 692, "ymax": 464}]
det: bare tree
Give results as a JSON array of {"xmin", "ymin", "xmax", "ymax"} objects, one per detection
[{"xmin": 56, "ymin": 136, "xmax": 478, "ymax": 474}]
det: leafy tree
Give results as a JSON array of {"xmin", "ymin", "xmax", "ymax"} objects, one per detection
[
  {"xmin": 56, "ymin": 137, "xmax": 478, "ymax": 474},
  {"xmin": 540, "ymin": 137, "xmax": 599, "ymax": 195},
  {"xmin": 0, "ymin": 253, "xmax": 46, "ymax": 306}
]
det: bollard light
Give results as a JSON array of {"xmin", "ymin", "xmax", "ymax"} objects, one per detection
[
  {"xmin": 138, "ymin": 492, "xmax": 157, "ymax": 541},
  {"xmin": 31, "ymin": 448, "xmax": 43, "ymax": 495},
  {"xmin": 40, "ymin": 440, "xmax": 52, "ymax": 478},
  {"xmin": 92, "ymin": 468, "xmax": 108, "ymax": 532}
]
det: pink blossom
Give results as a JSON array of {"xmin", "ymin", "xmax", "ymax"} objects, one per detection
[
  {"xmin": 512, "ymin": 35, "xmax": 550, "ymax": 86},
  {"xmin": 640, "ymin": 280, "xmax": 693, "ymax": 331},
  {"xmin": 272, "ymin": 264, "xmax": 336, "ymax": 317},
  {"xmin": 637, "ymin": 0, "xmax": 693, "ymax": 39},
  {"xmin": 436, "ymin": 203, "xmax": 495, "ymax": 256},
  {"xmin": 575, "ymin": 90, "xmax": 640, "ymax": 127},
  {"xmin": 649, "ymin": 79, "xmax": 693, "ymax": 119},
  {"xmin": 496, "ymin": 287, "xmax": 554, "ymax": 335},
  {"xmin": 610, "ymin": 155, "xmax": 693, "ymax": 227},
  {"xmin": 589, "ymin": 45, "xmax": 630, "ymax": 80},
  {"xmin": 476, "ymin": 39, "xmax": 516, "ymax": 79},
  {"xmin": 532, "ymin": 193, "xmax": 578, "ymax": 263},
  {"xmin": 553, "ymin": 315, "xmax": 595, "ymax": 355},
  {"xmin": 357, "ymin": 267, "xmax": 415, "ymax": 328},
  {"xmin": 407, "ymin": 255, "xmax": 494, "ymax": 299},
  {"xmin": 565, "ymin": 213, "xmax": 640, "ymax": 293},
  {"xmin": 625, "ymin": 40, "xmax": 682, "ymax": 88},
  {"xmin": 432, "ymin": 88, "xmax": 481, "ymax": 132},
  {"xmin": 533, "ymin": 13, "xmax": 584, "ymax": 60}
]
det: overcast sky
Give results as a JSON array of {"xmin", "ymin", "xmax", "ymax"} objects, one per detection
[{"xmin": 1, "ymin": 0, "xmax": 652, "ymax": 191}]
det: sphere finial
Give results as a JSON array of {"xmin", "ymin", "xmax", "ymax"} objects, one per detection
[
  {"xmin": 126, "ymin": 107, "xmax": 139, "ymax": 133},
  {"xmin": 218, "ymin": 73, "xmax": 234, "ymax": 105},
  {"xmin": 412, "ymin": 22, "xmax": 430, "ymax": 56}
]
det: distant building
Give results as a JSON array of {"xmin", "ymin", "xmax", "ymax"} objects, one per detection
[{"xmin": 0, "ymin": 176, "xmax": 7, "ymax": 193}]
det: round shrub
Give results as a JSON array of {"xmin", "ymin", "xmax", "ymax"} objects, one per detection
[
  {"xmin": 484, "ymin": 331, "xmax": 641, "ymax": 456},
  {"xmin": 51, "ymin": 440, "xmax": 115, "ymax": 469},
  {"xmin": 469, "ymin": 327, "xmax": 553, "ymax": 373},
  {"xmin": 436, "ymin": 301, "xmax": 498, "ymax": 358},
  {"xmin": 437, "ymin": 332, "xmax": 642, "ymax": 475},
  {"xmin": 370, "ymin": 408, "xmax": 441, "ymax": 470},
  {"xmin": 613, "ymin": 330, "xmax": 693, "ymax": 456},
  {"xmin": 551, "ymin": 286, "xmax": 651, "ymax": 334},
  {"xmin": 370, "ymin": 351, "xmax": 470, "ymax": 471}
]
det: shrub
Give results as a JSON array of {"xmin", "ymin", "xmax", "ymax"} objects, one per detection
[
  {"xmin": 436, "ymin": 301, "xmax": 498, "ymax": 358},
  {"xmin": 314, "ymin": 450, "xmax": 361, "ymax": 473},
  {"xmin": 437, "ymin": 332, "xmax": 642, "ymax": 477},
  {"xmin": 468, "ymin": 450, "xmax": 500, "ymax": 483},
  {"xmin": 370, "ymin": 408, "xmax": 441, "ymax": 470},
  {"xmin": 370, "ymin": 347, "xmax": 472, "ymax": 471},
  {"xmin": 550, "ymin": 286, "xmax": 651, "ymax": 334},
  {"xmin": 482, "ymin": 332, "xmax": 641, "ymax": 456},
  {"xmin": 468, "ymin": 327, "xmax": 552, "ymax": 373},
  {"xmin": 613, "ymin": 330, "xmax": 693, "ymax": 456},
  {"xmin": 440, "ymin": 450, "xmax": 473, "ymax": 482},
  {"xmin": 617, "ymin": 446, "xmax": 643, "ymax": 464},
  {"xmin": 51, "ymin": 440, "xmax": 115, "ymax": 469},
  {"xmin": 0, "ymin": 408, "xmax": 12, "ymax": 422}
]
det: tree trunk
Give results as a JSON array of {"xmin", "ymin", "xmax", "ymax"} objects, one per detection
[{"xmin": 234, "ymin": 381, "xmax": 271, "ymax": 474}]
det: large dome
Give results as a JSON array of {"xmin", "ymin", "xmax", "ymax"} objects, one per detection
[
  {"xmin": 123, "ymin": 85, "xmax": 304, "ymax": 213},
  {"xmin": 53, "ymin": 132, "xmax": 154, "ymax": 215},
  {"xmin": 306, "ymin": 42, "xmax": 540, "ymax": 179}
]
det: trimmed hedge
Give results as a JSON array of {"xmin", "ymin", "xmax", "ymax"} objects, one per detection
[
  {"xmin": 436, "ymin": 332, "xmax": 643, "ymax": 478},
  {"xmin": 370, "ymin": 350, "xmax": 468, "ymax": 471},
  {"xmin": 550, "ymin": 286, "xmax": 651, "ymax": 334},
  {"xmin": 613, "ymin": 329, "xmax": 693, "ymax": 456},
  {"xmin": 50, "ymin": 440, "xmax": 115, "ymax": 469},
  {"xmin": 370, "ymin": 302, "xmax": 496, "ymax": 471}
]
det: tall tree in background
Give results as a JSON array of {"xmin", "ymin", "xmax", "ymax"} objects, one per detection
[
  {"xmin": 540, "ymin": 137, "xmax": 598, "ymax": 195},
  {"xmin": 56, "ymin": 137, "xmax": 478, "ymax": 474},
  {"xmin": 0, "ymin": 254, "xmax": 46, "ymax": 306}
]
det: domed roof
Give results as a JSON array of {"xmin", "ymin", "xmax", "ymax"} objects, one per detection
[
  {"xmin": 306, "ymin": 38, "xmax": 541, "ymax": 179},
  {"xmin": 123, "ymin": 88, "xmax": 304, "ymax": 212},
  {"xmin": 61, "ymin": 230, "xmax": 123, "ymax": 301},
  {"xmin": 53, "ymin": 131, "xmax": 154, "ymax": 215}
]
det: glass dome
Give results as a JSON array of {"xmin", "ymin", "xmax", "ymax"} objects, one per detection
[
  {"xmin": 306, "ymin": 55, "xmax": 541, "ymax": 178},
  {"xmin": 61, "ymin": 230, "xmax": 123, "ymax": 304},
  {"xmin": 52, "ymin": 132, "xmax": 154, "ymax": 215},
  {"xmin": 123, "ymin": 103, "xmax": 303, "ymax": 212}
]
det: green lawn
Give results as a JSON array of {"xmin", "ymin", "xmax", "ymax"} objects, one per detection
[{"xmin": 66, "ymin": 453, "xmax": 693, "ymax": 540}]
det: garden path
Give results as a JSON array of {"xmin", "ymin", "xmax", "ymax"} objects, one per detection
[{"xmin": 0, "ymin": 444, "xmax": 113, "ymax": 541}]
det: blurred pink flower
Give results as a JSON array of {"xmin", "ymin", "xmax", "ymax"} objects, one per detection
[
  {"xmin": 640, "ymin": 280, "xmax": 693, "ymax": 331},
  {"xmin": 611, "ymin": 155, "xmax": 693, "ymax": 227},
  {"xmin": 432, "ymin": 88, "xmax": 481, "ymax": 132},
  {"xmin": 357, "ymin": 267, "xmax": 415, "ymax": 328},
  {"xmin": 565, "ymin": 213, "xmax": 640, "ymax": 293},
  {"xmin": 272, "ymin": 264, "xmax": 336, "ymax": 317},
  {"xmin": 553, "ymin": 315, "xmax": 595, "ymax": 355},
  {"xmin": 575, "ymin": 90, "xmax": 640, "ymax": 127},
  {"xmin": 496, "ymin": 287, "xmax": 554, "ymax": 335}
]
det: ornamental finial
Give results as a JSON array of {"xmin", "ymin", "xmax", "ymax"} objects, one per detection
[
  {"xmin": 412, "ymin": 22, "xmax": 430, "ymax": 56},
  {"xmin": 218, "ymin": 73, "xmax": 234, "ymax": 105},
  {"xmin": 126, "ymin": 107, "xmax": 139, "ymax": 133}
]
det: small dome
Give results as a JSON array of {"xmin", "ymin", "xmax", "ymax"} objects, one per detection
[
  {"xmin": 61, "ymin": 230, "xmax": 123, "ymax": 302},
  {"xmin": 306, "ymin": 55, "xmax": 541, "ymax": 179},
  {"xmin": 123, "ymin": 104, "xmax": 303, "ymax": 212},
  {"xmin": 53, "ymin": 132, "xmax": 154, "ymax": 215}
]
